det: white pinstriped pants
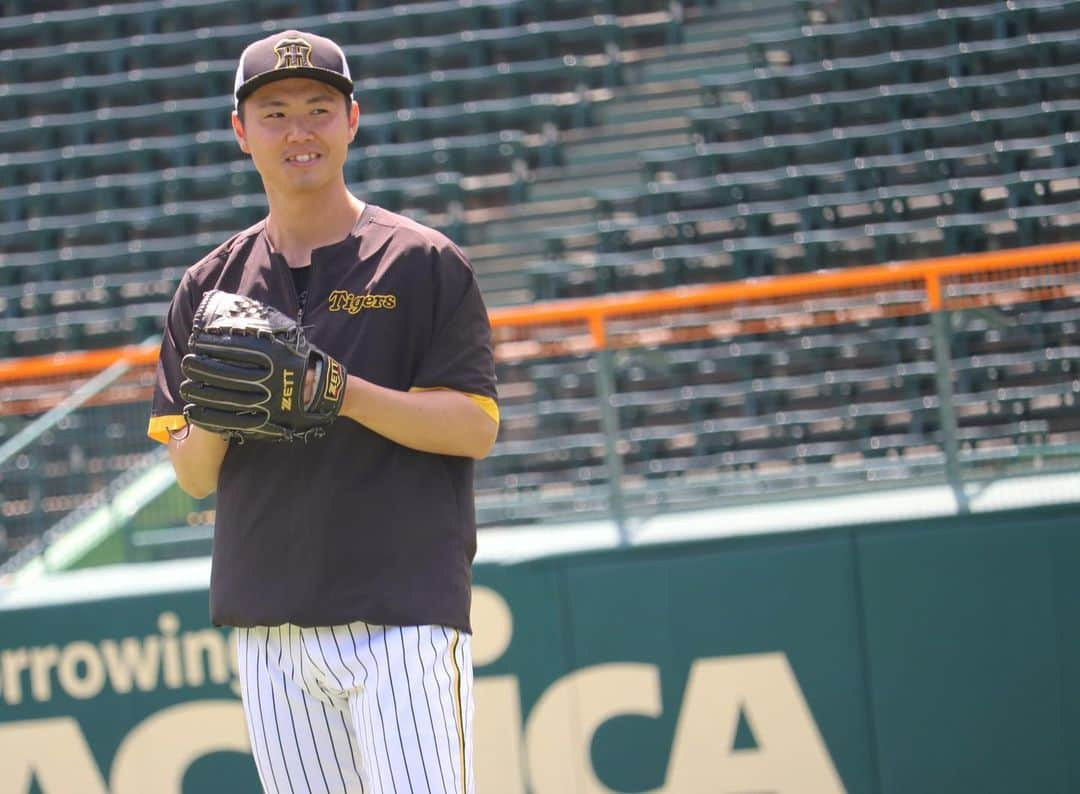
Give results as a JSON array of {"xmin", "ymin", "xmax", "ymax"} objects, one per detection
[{"xmin": 236, "ymin": 622, "xmax": 475, "ymax": 794}]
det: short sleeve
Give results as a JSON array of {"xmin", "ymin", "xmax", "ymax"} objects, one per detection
[
  {"xmin": 410, "ymin": 244, "xmax": 498, "ymax": 422},
  {"xmin": 147, "ymin": 272, "xmax": 198, "ymax": 443}
]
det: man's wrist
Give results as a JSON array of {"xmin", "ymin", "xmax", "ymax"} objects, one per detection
[{"xmin": 340, "ymin": 374, "xmax": 368, "ymax": 426}]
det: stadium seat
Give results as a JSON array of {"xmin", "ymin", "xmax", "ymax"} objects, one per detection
[{"xmin": 2, "ymin": 0, "xmax": 1080, "ymax": 549}]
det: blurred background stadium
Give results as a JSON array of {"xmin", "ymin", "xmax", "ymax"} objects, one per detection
[
  {"xmin": 0, "ymin": 0, "xmax": 1079, "ymax": 791},
  {"xmin": 1, "ymin": 0, "xmax": 1077, "ymax": 573}
]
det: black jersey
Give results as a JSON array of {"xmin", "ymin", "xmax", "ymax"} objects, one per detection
[{"xmin": 149, "ymin": 205, "xmax": 498, "ymax": 632}]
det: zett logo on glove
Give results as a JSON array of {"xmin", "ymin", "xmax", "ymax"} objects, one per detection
[
  {"xmin": 324, "ymin": 359, "xmax": 345, "ymax": 403},
  {"xmin": 281, "ymin": 369, "xmax": 297, "ymax": 412}
]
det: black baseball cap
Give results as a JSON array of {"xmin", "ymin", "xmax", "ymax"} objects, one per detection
[{"xmin": 233, "ymin": 30, "xmax": 354, "ymax": 109}]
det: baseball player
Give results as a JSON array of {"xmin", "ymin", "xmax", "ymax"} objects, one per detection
[{"xmin": 147, "ymin": 29, "xmax": 498, "ymax": 793}]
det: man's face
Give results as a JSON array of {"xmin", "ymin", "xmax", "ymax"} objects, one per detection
[{"xmin": 231, "ymin": 78, "xmax": 359, "ymax": 196}]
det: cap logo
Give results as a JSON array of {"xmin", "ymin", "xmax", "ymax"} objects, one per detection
[{"xmin": 273, "ymin": 37, "xmax": 314, "ymax": 69}]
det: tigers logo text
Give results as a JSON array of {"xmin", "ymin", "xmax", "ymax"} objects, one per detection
[{"xmin": 328, "ymin": 289, "xmax": 397, "ymax": 315}]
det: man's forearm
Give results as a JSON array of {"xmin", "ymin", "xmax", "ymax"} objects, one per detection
[
  {"xmin": 168, "ymin": 424, "xmax": 229, "ymax": 498},
  {"xmin": 340, "ymin": 376, "xmax": 497, "ymax": 459}
]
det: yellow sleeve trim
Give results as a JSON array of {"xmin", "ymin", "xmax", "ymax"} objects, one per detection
[
  {"xmin": 148, "ymin": 414, "xmax": 187, "ymax": 445},
  {"xmin": 409, "ymin": 387, "xmax": 500, "ymax": 425}
]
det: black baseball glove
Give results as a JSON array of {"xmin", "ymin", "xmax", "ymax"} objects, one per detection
[{"xmin": 179, "ymin": 290, "xmax": 347, "ymax": 442}]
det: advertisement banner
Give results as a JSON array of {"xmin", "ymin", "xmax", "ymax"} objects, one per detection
[{"xmin": 1, "ymin": 504, "xmax": 1077, "ymax": 793}]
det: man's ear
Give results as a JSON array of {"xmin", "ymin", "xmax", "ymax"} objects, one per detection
[
  {"xmin": 232, "ymin": 110, "xmax": 250, "ymax": 154},
  {"xmin": 348, "ymin": 100, "xmax": 360, "ymax": 142}
]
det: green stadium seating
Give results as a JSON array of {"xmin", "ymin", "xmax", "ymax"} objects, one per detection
[
  {"xmin": 354, "ymin": 55, "xmax": 610, "ymax": 114},
  {"xmin": 750, "ymin": 1, "xmax": 1080, "ymax": 68},
  {"xmin": 3, "ymin": 0, "xmax": 1080, "ymax": 554},
  {"xmin": 704, "ymin": 27, "xmax": 1080, "ymax": 106},
  {"xmin": 475, "ymin": 312, "xmax": 1025, "ymax": 519}
]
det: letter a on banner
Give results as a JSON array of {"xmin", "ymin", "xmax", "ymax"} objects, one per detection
[
  {"xmin": 0, "ymin": 717, "xmax": 109, "ymax": 794},
  {"xmin": 110, "ymin": 700, "xmax": 250, "ymax": 794},
  {"xmin": 666, "ymin": 653, "xmax": 846, "ymax": 793}
]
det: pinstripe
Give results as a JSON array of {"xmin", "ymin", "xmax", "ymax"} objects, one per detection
[
  {"xmin": 301, "ymin": 626, "xmax": 363, "ymax": 793},
  {"xmin": 293, "ymin": 629, "xmax": 332, "ymax": 794},
  {"xmin": 319, "ymin": 627, "xmax": 351, "ymax": 692},
  {"xmin": 382, "ymin": 625, "xmax": 418, "ymax": 794},
  {"xmin": 337, "ymin": 624, "xmax": 381, "ymax": 790},
  {"xmin": 298, "ymin": 626, "xmax": 319, "ymax": 674},
  {"xmin": 362, "ymin": 685, "xmax": 391, "ymax": 794},
  {"xmin": 239, "ymin": 630, "xmax": 274, "ymax": 794},
  {"xmin": 278, "ymin": 630, "xmax": 313, "ymax": 790},
  {"xmin": 395, "ymin": 630, "xmax": 432, "ymax": 790},
  {"xmin": 341, "ymin": 716, "xmax": 368, "ymax": 794},
  {"xmin": 261, "ymin": 629, "xmax": 290, "ymax": 794},
  {"xmin": 346, "ymin": 696, "xmax": 371, "ymax": 792},
  {"xmin": 359, "ymin": 623, "xmax": 399, "ymax": 794},
  {"xmin": 349, "ymin": 623, "xmax": 393, "ymax": 792},
  {"xmin": 241, "ymin": 621, "xmax": 472, "ymax": 793},
  {"xmin": 418, "ymin": 626, "xmax": 451, "ymax": 793},
  {"xmin": 315, "ymin": 627, "xmax": 365, "ymax": 789},
  {"xmin": 338, "ymin": 624, "xmax": 385, "ymax": 792},
  {"xmin": 293, "ymin": 628, "xmax": 331, "ymax": 794},
  {"xmin": 257, "ymin": 629, "xmax": 284, "ymax": 794},
  {"xmin": 432, "ymin": 628, "xmax": 460, "ymax": 793},
  {"xmin": 299, "ymin": 626, "xmax": 336, "ymax": 703},
  {"xmin": 398, "ymin": 627, "xmax": 434, "ymax": 794},
  {"xmin": 314, "ymin": 696, "xmax": 350, "ymax": 793},
  {"xmin": 330, "ymin": 626, "xmax": 376, "ymax": 791}
]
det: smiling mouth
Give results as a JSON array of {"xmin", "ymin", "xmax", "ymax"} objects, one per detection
[{"xmin": 286, "ymin": 153, "xmax": 321, "ymax": 164}]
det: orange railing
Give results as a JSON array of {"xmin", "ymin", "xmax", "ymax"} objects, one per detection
[
  {"xmin": 488, "ymin": 241, "xmax": 1080, "ymax": 357},
  {"xmin": 0, "ymin": 241, "xmax": 1078, "ymax": 399}
]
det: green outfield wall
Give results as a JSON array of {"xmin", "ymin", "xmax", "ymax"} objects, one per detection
[{"xmin": 0, "ymin": 503, "xmax": 1077, "ymax": 793}]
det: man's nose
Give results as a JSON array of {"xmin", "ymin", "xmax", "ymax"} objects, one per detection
[{"xmin": 285, "ymin": 119, "xmax": 314, "ymax": 141}]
